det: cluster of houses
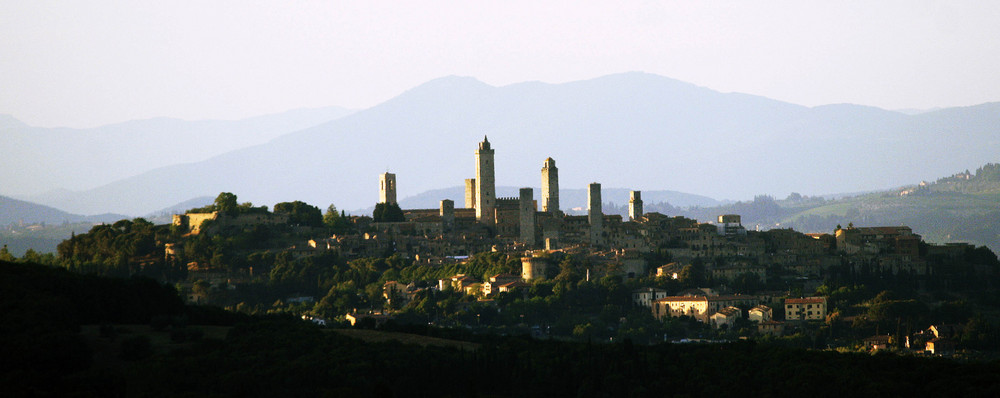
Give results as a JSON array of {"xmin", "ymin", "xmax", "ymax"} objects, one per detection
[{"xmin": 632, "ymin": 286, "xmax": 820, "ymax": 335}]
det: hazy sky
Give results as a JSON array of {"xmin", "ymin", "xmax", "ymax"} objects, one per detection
[{"xmin": 3, "ymin": 1, "xmax": 999, "ymax": 128}]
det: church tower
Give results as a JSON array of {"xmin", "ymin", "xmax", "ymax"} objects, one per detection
[
  {"xmin": 475, "ymin": 136, "xmax": 496, "ymax": 224},
  {"xmin": 541, "ymin": 157, "xmax": 559, "ymax": 213},
  {"xmin": 379, "ymin": 172, "xmax": 397, "ymax": 205}
]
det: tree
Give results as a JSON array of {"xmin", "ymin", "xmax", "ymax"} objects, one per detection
[
  {"xmin": 274, "ymin": 201, "xmax": 323, "ymax": 227},
  {"xmin": 0, "ymin": 245, "xmax": 14, "ymax": 262},
  {"xmin": 373, "ymin": 202, "xmax": 405, "ymax": 222},
  {"xmin": 324, "ymin": 204, "xmax": 349, "ymax": 231},
  {"xmin": 214, "ymin": 192, "xmax": 239, "ymax": 214},
  {"xmin": 679, "ymin": 260, "xmax": 706, "ymax": 287}
]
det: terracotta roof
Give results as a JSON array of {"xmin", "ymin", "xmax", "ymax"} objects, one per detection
[
  {"xmin": 714, "ymin": 307, "xmax": 740, "ymax": 317},
  {"xmin": 656, "ymin": 296, "xmax": 709, "ymax": 303},
  {"xmin": 785, "ymin": 297, "xmax": 826, "ymax": 304},
  {"xmin": 864, "ymin": 335, "xmax": 892, "ymax": 343}
]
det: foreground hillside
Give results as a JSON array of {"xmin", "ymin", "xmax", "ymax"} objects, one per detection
[{"xmin": 3, "ymin": 260, "xmax": 999, "ymax": 397}]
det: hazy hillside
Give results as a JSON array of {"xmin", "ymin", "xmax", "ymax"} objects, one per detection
[
  {"xmin": 0, "ymin": 195, "xmax": 130, "ymax": 257},
  {"xmin": 650, "ymin": 164, "xmax": 1000, "ymax": 252},
  {"xmin": 21, "ymin": 72, "xmax": 1000, "ymax": 216},
  {"xmin": 0, "ymin": 195, "xmax": 126, "ymax": 225},
  {"xmin": 1, "ymin": 106, "xmax": 354, "ymax": 197}
]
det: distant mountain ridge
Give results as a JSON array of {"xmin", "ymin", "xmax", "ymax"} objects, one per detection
[
  {"xmin": 0, "ymin": 195, "xmax": 126, "ymax": 225},
  {"xmin": 1, "ymin": 106, "xmax": 354, "ymax": 197},
  {"xmin": 12, "ymin": 72, "xmax": 1000, "ymax": 216}
]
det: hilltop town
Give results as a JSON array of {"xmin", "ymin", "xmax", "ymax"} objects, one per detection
[{"xmin": 30, "ymin": 137, "xmax": 999, "ymax": 356}]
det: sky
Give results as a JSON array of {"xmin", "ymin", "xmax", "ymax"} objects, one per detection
[{"xmin": 2, "ymin": 1, "xmax": 999, "ymax": 128}]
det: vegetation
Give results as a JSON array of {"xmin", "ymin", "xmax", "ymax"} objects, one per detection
[
  {"xmin": 186, "ymin": 192, "xmax": 268, "ymax": 215},
  {"xmin": 273, "ymin": 200, "xmax": 323, "ymax": 227},
  {"xmin": 4, "ymin": 259, "xmax": 1000, "ymax": 397},
  {"xmin": 372, "ymin": 202, "xmax": 405, "ymax": 222}
]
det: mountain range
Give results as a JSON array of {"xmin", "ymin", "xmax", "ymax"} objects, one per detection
[
  {"xmin": 1, "ymin": 106, "xmax": 354, "ymax": 197},
  {"xmin": 0, "ymin": 195, "xmax": 126, "ymax": 225},
  {"xmin": 4, "ymin": 72, "xmax": 999, "ymax": 217}
]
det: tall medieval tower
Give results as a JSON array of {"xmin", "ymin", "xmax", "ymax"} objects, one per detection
[
  {"xmin": 588, "ymin": 182, "xmax": 603, "ymax": 246},
  {"xmin": 629, "ymin": 190, "xmax": 643, "ymax": 221},
  {"xmin": 519, "ymin": 188, "xmax": 535, "ymax": 245},
  {"xmin": 379, "ymin": 172, "xmax": 397, "ymax": 204},
  {"xmin": 541, "ymin": 157, "xmax": 559, "ymax": 213},
  {"xmin": 475, "ymin": 136, "xmax": 496, "ymax": 224},
  {"xmin": 464, "ymin": 178, "xmax": 477, "ymax": 209}
]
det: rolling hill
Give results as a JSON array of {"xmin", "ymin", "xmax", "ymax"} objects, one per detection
[
  {"xmin": 655, "ymin": 164, "xmax": 1000, "ymax": 252},
  {"xmin": 1, "ymin": 106, "xmax": 354, "ymax": 197}
]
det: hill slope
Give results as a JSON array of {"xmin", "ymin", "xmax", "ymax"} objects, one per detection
[
  {"xmin": 1, "ymin": 106, "xmax": 354, "ymax": 197},
  {"xmin": 663, "ymin": 164, "xmax": 1000, "ymax": 252},
  {"xmin": 0, "ymin": 195, "xmax": 125, "ymax": 225}
]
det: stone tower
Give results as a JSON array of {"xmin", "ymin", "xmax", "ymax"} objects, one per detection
[
  {"xmin": 379, "ymin": 172, "xmax": 397, "ymax": 204},
  {"xmin": 475, "ymin": 136, "xmax": 496, "ymax": 224},
  {"xmin": 541, "ymin": 157, "xmax": 559, "ymax": 213},
  {"xmin": 464, "ymin": 178, "xmax": 477, "ymax": 209},
  {"xmin": 588, "ymin": 182, "xmax": 603, "ymax": 246},
  {"xmin": 440, "ymin": 199, "xmax": 455, "ymax": 231},
  {"xmin": 519, "ymin": 188, "xmax": 535, "ymax": 245},
  {"xmin": 521, "ymin": 252, "xmax": 548, "ymax": 281},
  {"xmin": 629, "ymin": 190, "xmax": 643, "ymax": 221}
]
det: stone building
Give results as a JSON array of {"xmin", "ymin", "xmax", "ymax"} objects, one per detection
[
  {"xmin": 521, "ymin": 251, "xmax": 548, "ymax": 281},
  {"xmin": 784, "ymin": 297, "xmax": 827, "ymax": 321}
]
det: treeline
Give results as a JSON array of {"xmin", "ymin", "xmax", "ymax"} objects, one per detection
[{"xmin": 55, "ymin": 218, "xmax": 186, "ymax": 279}]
